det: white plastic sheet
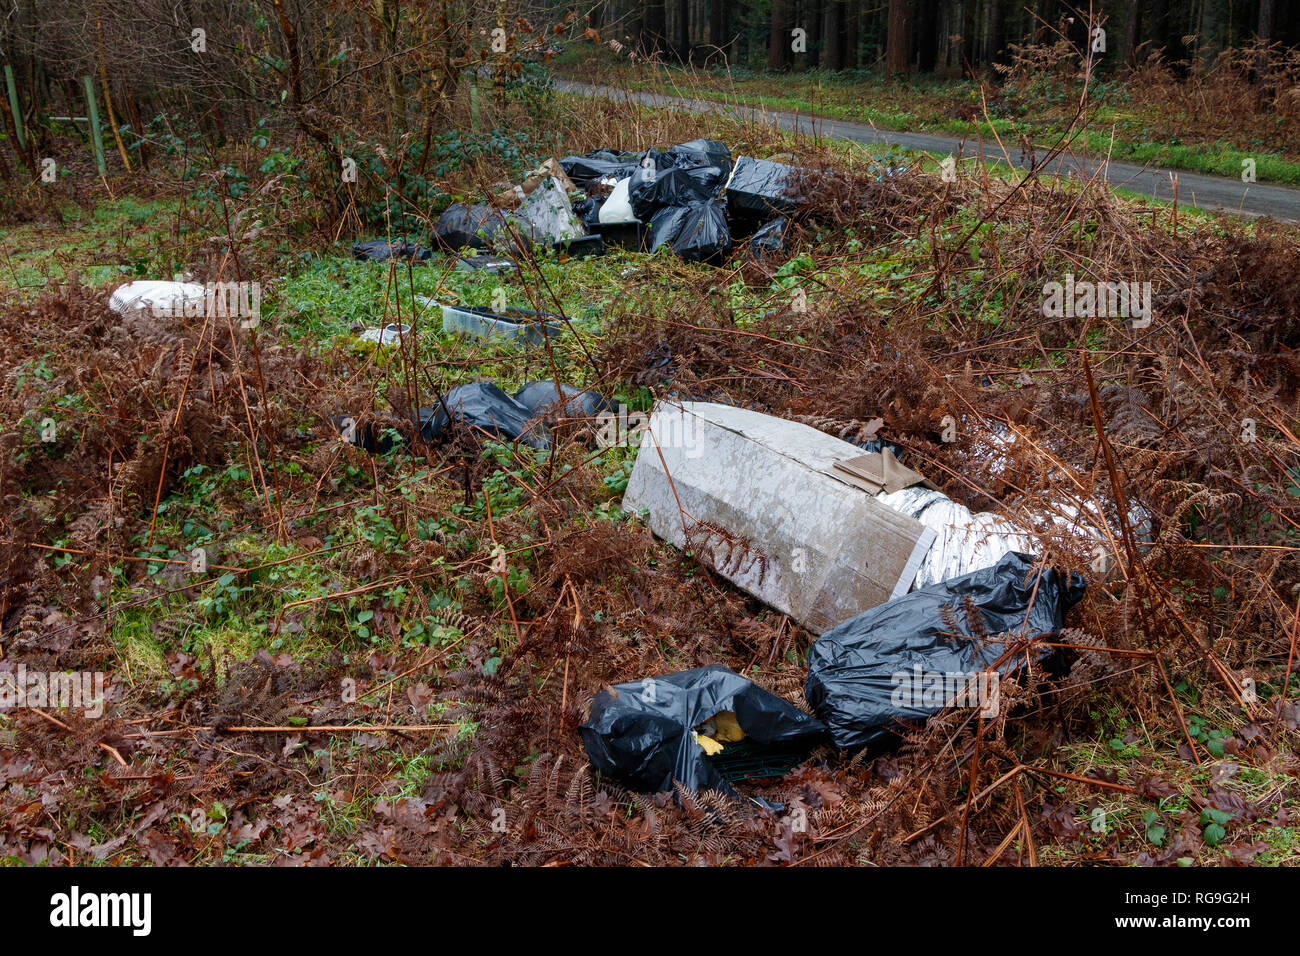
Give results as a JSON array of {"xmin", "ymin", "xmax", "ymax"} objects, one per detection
[
  {"xmin": 597, "ymin": 177, "xmax": 638, "ymax": 225},
  {"xmin": 357, "ymin": 323, "xmax": 410, "ymax": 345},
  {"xmin": 513, "ymin": 176, "xmax": 584, "ymax": 245},
  {"xmin": 109, "ymin": 280, "xmax": 207, "ymax": 316},
  {"xmin": 876, "ymin": 487, "xmax": 1033, "ymax": 589}
]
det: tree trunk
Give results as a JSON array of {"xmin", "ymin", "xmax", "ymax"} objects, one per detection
[
  {"xmin": 1123, "ymin": 0, "xmax": 1140, "ymax": 67},
  {"xmin": 985, "ymin": 0, "xmax": 1003, "ymax": 71},
  {"xmin": 916, "ymin": 0, "xmax": 939, "ymax": 71},
  {"xmin": 676, "ymin": 0, "xmax": 690, "ymax": 61},
  {"xmin": 644, "ymin": 0, "xmax": 666, "ymax": 55},
  {"xmin": 808, "ymin": 0, "xmax": 823, "ymax": 68},
  {"xmin": 1258, "ymin": 0, "xmax": 1274, "ymax": 41},
  {"xmin": 961, "ymin": 0, "xmax": 978, "ymax": 75},
  {"xmin": 822, "ymin": 0, "xmax": 842, "ymax": 70},
  {"xmin": 886, "ymin": 0, "xmax": 910, "ymax": 78},
  {"xmin": 845, "ymin": 0, "xmax": 859, "ymax": 68},
  {"xmin": 374, "ymin": 0, "xmax": 406, "ymax": 129},
  {"xmin": 768, "ymin": 0, "xmax": 789, "ymax": 69}
]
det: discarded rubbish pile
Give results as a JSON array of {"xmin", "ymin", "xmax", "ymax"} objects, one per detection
[
  {"xmin": 410, "ymin": 138, "xmax": 816, "ymax": 267},
  {"xmin": 589, "ymin": 404, "xmax": 1094, "ymax": 793},
  {"xmin": 805, "ymin": 553, "xmax": 1086, "ymax": 751},
  {"xmin": 580, "ymin": 664, "xmax": 828, "ymax": 797},
  {"xmin": 350, "ymin": 139, "xmax": 820, "ymax": 269},
  {"xmin": 559, "ymin": 139, "xmax": 811, "ymax": 263}
]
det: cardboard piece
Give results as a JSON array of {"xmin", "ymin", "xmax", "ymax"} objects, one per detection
[
  {"xmin": 622, "ymin": 402, "xmax": 936, "ymax": 634},
  {"xmin": 496, "ymin": 158, "xmax": 578, "ymax": 208},
  {"xmin": 831, "ymin": 447, "xmax": 937, "ymax": 495}
]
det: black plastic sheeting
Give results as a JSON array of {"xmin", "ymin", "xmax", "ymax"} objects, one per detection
[
  {"xmin": 581, "ymin": 664, "xmax": 828, "ymax": 797},
  {"xmin": 572, "ymin": 195, "xmax": 604, "ymax": 231},
  {"xmin": 419, "ymin": 382, "xmax": 549, "ymax": 449},
  {"xmin": 748, "ymin": 217, "xmax": 790, "ymax": 258},
  {"xmin": 513, "ymin": 381, "xmax": 612, "ymax": 420},
  {"xmin": 433, "ymin": 203, "xmax": 508, "ymax": 251},
  {"xmin": 628, "ymin": 164, "xmax": 724, "ymax": 222},
  {"xmin": 335, "ymin": 380, "xmax": 612, "ymax": 456},
  {"xmin": 646, "ymin": 199, "xmax": 732, "ymax": 262},
  {"xmin": 352, "ymin": 240, "xmax": 432, "ymax": 262},
  {"xmin": 670, "ymin": 138, "xmax": 733, "ymax": 175},
  {"xmin": 559, "ymin": 148, "xmax": 642, "ymax": 189},
  {"xmin": 805, "ymin": 552, "xmax": 1086, "ymax": 752},
  {"xmin": 554, "ymin": 234, "xmax": 606, "ymax": 258},
  {"xmin": 726, "ymin": 155, "xmax": 801, "ymax": 218}
]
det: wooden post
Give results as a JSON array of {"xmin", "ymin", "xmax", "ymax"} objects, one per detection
[
  {"xmin": 4, "ymin": 65, "xmax": 25, "ymax": 151},
  {"xmin": 83, "ymin": 75, "xmax": 107, "ymax": 176}
]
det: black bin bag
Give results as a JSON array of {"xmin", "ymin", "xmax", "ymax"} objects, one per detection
[
  {"xmin": 560, "ymin": 149, "xmax": 642, "ymax": 191},
  {"xmin": 805, "ymin": 552, "xmax": 1086, "ymax": 752},
  {"xmin": 726, "ymin": 155, "xmax": 802, "ymax": 218},
  {"xmin": 747, "ymin": 217, "xmax": 790, "ymax": 259},
  {"xmin": 580, "ymin": 664, "xmax": 828, "ymax": 797},
  {"xmin": 627, "ymin": 162, "xmax": 725, "ymax": 221},
  {"xmin": 352, "ymin": 239, "xmax": 432, "ymax": 262},
  {"xmin": 434, "ymin": 203, "xmax": 507, "ymax": 251},
  {"xmin": 513, "ymin": 381, "xmax": 612, "ymax": 420},
  {"xmin": 647, "ymin": 199, "xmax": 732, "ymax": 263},
  {"xmin": 418, "ymin": 382, "xmax": 549, "ymax": 449},
  {"xmin": 670, "ymin": 138, "xmax": 732, "ymax": 175}
]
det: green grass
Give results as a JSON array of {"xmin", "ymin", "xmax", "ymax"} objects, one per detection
[{"xmin": 0, "ymin": 196, "xmax": 183, "ymax": 295}]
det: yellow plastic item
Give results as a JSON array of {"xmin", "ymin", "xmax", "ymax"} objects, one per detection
[
  {"xmin": 712, "ymin": 710, "xmax": 745, "ymax": 742},
  {"xmin": 692, "ymin": 732, "xmax": 724, "ymax": 756}
]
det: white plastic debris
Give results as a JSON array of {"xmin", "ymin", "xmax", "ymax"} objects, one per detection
[
  {"xmin": 598, "ymin": 177, "xmax": 638, "ymax": 225},
  {"xmin": 622, "ymin": 402, "xmax": 936, "ymax": 634},
  {"xmin": 109, "ymin": 280, "xmax": 208, "ymax": 317},
  {"xmin": 876, "ymin": 487, "xmax": 1034, "ymax": 589},
  {"xmin": 357, "ymin": 323, "xmax": 411, "ymax": 346},
  {"xmin": 513, "ymin": 176, "xmax": 585, "ymax": 245},
  {"xmin": 877, "ymin": 466, "xmax": 1154, "ymax": 590}
]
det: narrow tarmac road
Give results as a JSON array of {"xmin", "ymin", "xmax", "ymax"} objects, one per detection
[{"xmin": 556, "ymin": 80, "xmax": 1300, "ymax": 224}]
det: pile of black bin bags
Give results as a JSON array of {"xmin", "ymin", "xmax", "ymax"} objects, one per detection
[
  {"xmin": 580, "ymin": 552, "xmax": 1085, "ymax": 798},
  {"xmin": 356, "ymin": 141, "xmax": 814, "ymax": 266},
  {"xmin": 560, "ymin": 139, "xmax": 794, "ymax": 263}
]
